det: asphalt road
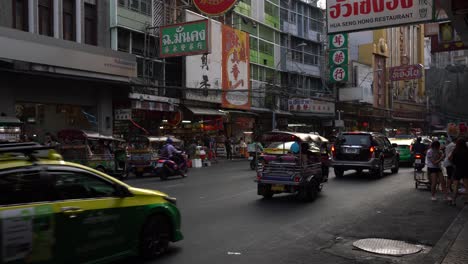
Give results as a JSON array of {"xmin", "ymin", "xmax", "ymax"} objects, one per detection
[{"xmin": 124, "ymin": 160, "xmax": 462, "ymax": 264}]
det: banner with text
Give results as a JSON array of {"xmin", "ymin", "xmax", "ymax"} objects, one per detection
[
  {"xmin": 327, "ymin": 0, "xmax": 434, "ymax": 34},
  {"xmin": 221, "ymin": 25, "xmax": 251, "ymax": 110}
]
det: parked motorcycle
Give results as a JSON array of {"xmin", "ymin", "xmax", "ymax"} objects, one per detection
[
  {"xmin": 414, "ymin": 153, "xmax": 425, "ymax": 172},
  {"xmin": 155, "ymin": 152, "xmax": 188, "ymax": 180}
]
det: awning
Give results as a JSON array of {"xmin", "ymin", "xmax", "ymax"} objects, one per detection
[
  {"xmin": 224, "ymin": 110, "xmax": 258, "ymax": 116},
  {"xmin": 185, "ymin": 106, "xmax": 226, "ymax": 116},
  {"xmin": 251, "ymin": 107, "xmax": 272, "ymax": 113},
  {"xmin": 274, "ymin": 110, "xmax": 293, "ymax": 116}
]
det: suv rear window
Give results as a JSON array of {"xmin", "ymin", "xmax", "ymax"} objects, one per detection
[{"xmin": 339, "ymin": 134, "xmax": 371, "ymax": 146}]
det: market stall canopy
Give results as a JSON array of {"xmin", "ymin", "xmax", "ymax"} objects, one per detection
[{"xmin": 185, "ymin": 106, "xmax": 227, "ymax": 116}]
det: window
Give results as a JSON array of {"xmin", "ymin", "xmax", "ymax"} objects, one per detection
[
  {"xmin": 0, "ymin": 170, "xmax": 53, "ymax": 206},
  {"xmin": 118, "ymin": 0, "xmax": 126, "ymax": 7},
  {"xmin": 84, "ymin": 3, "xmax": 97, "ymax": 45},
  {"xmin": 259, "ymin": 40, "xmax": 273, "ymax": 55},
  {"xmin": 289, "ymin": 13, "xmax": 296, "ymax": 24},
  {"xmin": 62, "ymin": 0, "xmax": 75, "ymax": 41},
  {"xmin": 38, "ymin": 0, "xmax": 53, "ymax": 36},
  {"xmin": 132, "ymin": 32, "xmax": 144, "ymax": 55},
  {"xmin": 118, "ymin": 28, "xmax": 130, "ymax": 52},
  {"xmin": 52, "ymin": 171, "xmax": 118, "ymax": 200},
  {"xmin": 13, "ymin": 0, "xmax": 28, "ymax": 31}
]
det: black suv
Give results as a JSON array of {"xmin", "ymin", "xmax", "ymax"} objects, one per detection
[{"xmin": 331, "ymin": 132, "xmax": 399, "ymax": 178}]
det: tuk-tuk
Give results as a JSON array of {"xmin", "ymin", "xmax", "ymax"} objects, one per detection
[
  {"xmin": 0, "ymin": 116, "xmax": 22, "ymax": 143},
  {"xmin": 57, "ymin": 129, "xmax": 127, "ymax": 179},
  {"xmin": 127, "ymin": 135, "xmax": 182, "ymax": 177},
  {"xmin": 256, "ymin": 131, "xmax": 327, "ymax": 202}
]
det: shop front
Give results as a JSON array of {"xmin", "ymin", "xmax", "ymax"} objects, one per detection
[{"xmin": 0, "ymin": 26, "xmax": 137, "ymax": 143}]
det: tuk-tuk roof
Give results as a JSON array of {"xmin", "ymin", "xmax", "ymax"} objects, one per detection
[
  {"xmin": 57, "ymin": 129, "xmax": 125, "ymax": 142},
  {"xmin": 262, "ymin": 131, "xmax": 328, "ymax": 143},
  {"xmin": 0, "ymin": 116, "xmax": 22, "ymax": 125},
  {"xmin": 147, "ymin": 136, "xmax": 181, "ymax": 143}
]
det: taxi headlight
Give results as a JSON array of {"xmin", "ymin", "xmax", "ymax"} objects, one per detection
[{"xmin": 163, "ymin": 196, "xmax": 177, "ymax": 205}]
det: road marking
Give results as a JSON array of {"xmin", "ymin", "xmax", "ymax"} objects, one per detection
[{"xmin": 227, "ymin": 252, "xmax": 242, "ymax": 255}]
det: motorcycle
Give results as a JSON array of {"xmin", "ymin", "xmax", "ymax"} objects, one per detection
[
  {"xmin": 155, "ymin": 152, "xmax": 188, "ymax": 180},
  {"xmin": 249, "ymin": 152, "xmax": 260, "ymax": 170},
  {"xmin": 414, "ymin": 153, "xmax": 425, "ymax": 172}
]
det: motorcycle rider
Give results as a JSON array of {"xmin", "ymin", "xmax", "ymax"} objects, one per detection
[
  {"xmin": 412, "ymin": 137, "xmax": 427, "ymax": 170},
  {"xmin": 413, "ymin": 137, "xmax": 427, "ymax": 154},
  {"xmin": 161, "ymin": 138, "xmax": 186, "ymax": 177}
]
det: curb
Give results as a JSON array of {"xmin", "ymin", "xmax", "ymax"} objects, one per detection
[{"xmin": 411, "ymin": 205, "xmax": 468, "ymax": 264}]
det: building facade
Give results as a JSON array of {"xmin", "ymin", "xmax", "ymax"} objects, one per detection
[{"xmin": 0, "ymin": 0, "xmax": 136, "ymax": 141}]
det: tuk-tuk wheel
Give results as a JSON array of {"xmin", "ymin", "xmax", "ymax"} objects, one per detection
[{"xmin": 298, "ymin": 181, "xmax": 319, "ymax": 202}]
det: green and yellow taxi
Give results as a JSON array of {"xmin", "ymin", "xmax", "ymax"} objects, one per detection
[
  {"xmin": 389, "ymin": 138, "xmax": 414, "ymax": 164},
  {"xmin": 0, "ymin": 143, "xmax": 183, "ymax": 264}
]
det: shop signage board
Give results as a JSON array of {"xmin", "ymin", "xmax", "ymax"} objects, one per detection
[
  {"xmin": 221, "ymin": 25, "xmax": 251, "ymax": 110},
  {"xmin": 185, "ymin": 10, "xmax": 222, "ymax": 103},
  {"xmin": 288, "ymin": 98, "xmax": 335, "ymax": 115},
  {"xmin": 389, "ymin": 64, "xmax": 423, "ymax": 81},
  {"xmin": 114, "ymin": 109, "xmax": 131, "ymax": 121},
  {"xmin": 159, "ymin": 19, "xmax": 210, "ymax": 58},
  {"xmin": 328, "ymin": 33, "xmax": 348, "ymax": 83},
  {"xmin": 193, "ymin": 0, "xmax": 237, "ymax": 16},
  {"xmin": 327, "ymin": 0, "xmax": 434, "ymax": 34}
]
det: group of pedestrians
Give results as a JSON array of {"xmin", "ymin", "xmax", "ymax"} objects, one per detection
[{"xmin": 427, "ymin": 137, "xmax": 468, "ymax": 205}]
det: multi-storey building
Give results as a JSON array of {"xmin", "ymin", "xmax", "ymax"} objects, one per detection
[
  {"xmin": 0, "ymin": 0, "xmax": 136, "ymax": 141},
  {"xmin": 231, "ymin": 0, "xmax": 331, "ymax": 133}
]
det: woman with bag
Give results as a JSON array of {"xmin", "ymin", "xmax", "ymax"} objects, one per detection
[{"xmin": 450, "ymin": 138, "xmax": 468, "ymax": 205}]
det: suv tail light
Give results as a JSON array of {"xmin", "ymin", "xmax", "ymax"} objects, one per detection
[
  {"xmin": 369, "ymin": 146, "xmax": 375, "ymax": 159},
  {"xmin": 331, "ymin": 145, "xmax": 336, "ymax": 158}
]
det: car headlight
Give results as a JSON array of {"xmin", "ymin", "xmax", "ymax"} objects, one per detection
[{"xmin": 163, "ymin": 196, "xmax": 177, "ymax": 205}]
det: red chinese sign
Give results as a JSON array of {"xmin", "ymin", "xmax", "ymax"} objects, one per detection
[
  {"xmin": 221, "ymin": 25, "xmax": 250, "ymax": 110},
  {"xmin": 193, "ymin": 0, "xmax": 237, "ymax": 16},
  {"xmin": 389, "ymin": 64, "xmax": 423, "ymax": 81}
]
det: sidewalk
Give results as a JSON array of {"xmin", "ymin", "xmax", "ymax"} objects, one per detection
[{"xmin": 440, "ymin": 204, "xmax": 468, "ymax": 264}]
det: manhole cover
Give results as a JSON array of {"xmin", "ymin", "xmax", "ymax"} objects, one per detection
[{"xmin": 353, "ymin": 238, "xmax": 423, "ymax": 256}]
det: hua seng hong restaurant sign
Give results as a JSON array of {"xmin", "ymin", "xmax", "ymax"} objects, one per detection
[
  {"xmin": 389, "ymin": 64, "xmax": 423, "ymax": 81},
  {"xmin": 288, "ymin": 98, "xmax": 335, "ymax": 115},
  {"xmin": 326, "ymin": 0, "xmax": 434, "ymax": 34}
]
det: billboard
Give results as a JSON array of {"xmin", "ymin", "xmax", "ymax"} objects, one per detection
[
  {"xmin": 389, "ymin": 64, "xmax": 423, "ymax": 81},
  {"xmin": 159, "ymin": 19, "xmax": 210, "ymax": 58},
  {"xmin": 288, "ymin": 98, "xmax": 335, "ymax": 115},
  {"xmin": 185, "ymin": 11, "xmax": 222, "ymax": 103},
  {"xmin": 327, "ymin": 0, "xmax": 434, "ymax": 34},
  {"xmin": 221, "ymin": 25, "xmax": 251, "ymax": 110}
]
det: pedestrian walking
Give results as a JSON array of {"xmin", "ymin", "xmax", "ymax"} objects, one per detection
[
  {"xmin": 449, "ymin": 138, "xmax": 468, "ymax": 205},
  {"xmin": 427, "ymin": 141, "xmax": 448, "ymax": 201},
  {"xmin": 225, "ymin": 136, "xmax": 233, "ymax": 160},
  {"xmin": 443, "ymin": 138, "xmax": 456, "ymax": 193}
]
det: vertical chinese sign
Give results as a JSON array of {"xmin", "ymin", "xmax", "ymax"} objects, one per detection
[
  {"xmin": 221, "ymin": 25, "xmax": 250, "ymax": 110},
  {"xmin": 329, "ymin": 33, "xmax": 348, "ymax": 83}
]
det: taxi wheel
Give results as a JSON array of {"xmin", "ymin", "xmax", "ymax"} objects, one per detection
[{"xmin": 140, "ymin": 214, "xmax": 171, "ymax": 259}]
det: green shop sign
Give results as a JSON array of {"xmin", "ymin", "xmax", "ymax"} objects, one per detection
[{"xmin": 159, "ymin": 19, "xmax": 210, "ymax": 58}]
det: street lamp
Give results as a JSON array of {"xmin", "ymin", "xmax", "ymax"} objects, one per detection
[{"xmin": 272, "ymin": 42, "xmax": 308, "ymax": 130}]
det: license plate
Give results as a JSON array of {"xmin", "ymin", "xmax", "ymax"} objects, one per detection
[
  {"xmin": 345, "ymin": 148, "xmax": 358, "ymax": 154},
  {"xmin": 157, "ymin": 163, "xmax": 164, "ymax": 168},
  {"xmin": 271, "ymin": 184, "xmax": 285, "ymax": 192},
  {"xmin": 415, "ymin": 159, "xmax": 422, "ymax": 164},
  {"xmin": 248, "ymin": 156, "xmax": 254, "ymax": 160}
]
